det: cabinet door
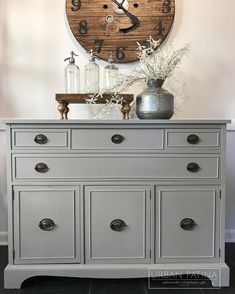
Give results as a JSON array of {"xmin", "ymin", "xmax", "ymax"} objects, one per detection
[
  {"xmin": 155, "ymin": 187, "xmax": 220, "ymax": 263},
  {"xmin": 85, "ymin": 186, "xmax": 151, "ymax": 264},
  {"xmin": 13, "ymin": 186, "xmax": 81, "ymax": 264}
]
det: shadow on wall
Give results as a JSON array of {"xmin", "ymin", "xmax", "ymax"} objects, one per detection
[{"xmin": 226, "ymin": 132, "xmax": 235, "ymax": 233}]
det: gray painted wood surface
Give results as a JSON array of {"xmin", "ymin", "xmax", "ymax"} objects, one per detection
[
  {"xmin": 155, "ymin": 186, "xmax": 220, "ymax": 262},
  {"xmin": 2, "ymin": 119, "xmax": 230, "ymax": 288},
  {"xmin": 0, "ymin": 130, "xmax": 7, "ymax": 245},
  {"xmin": 165, "ymin": 128, "xmax": 220, "ymax": 148},
  {"xmin": 85, "ymin": 186, "xmax": 151, "ymax": 264},
  {"xmin": 72, "ymin": 128, "xmax": 164, "ymax": 150},
  {"xmin": 2, "ymin": 119, "xmax": 231, "ymax": 125},
  {"xmin": 13, "ymin": 186, "xmax": 80, "ymax": 264},
  {"xmin": 13, "ymin": 155, "xmax": 220, "ymax": 180},
  {"xmin": 12, "ymin": 129, "xmax": 70, "ymax": 149}
]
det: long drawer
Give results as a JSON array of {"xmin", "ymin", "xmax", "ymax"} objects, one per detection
[{"xmin": 13, "ymin": 155, "xmax": 219, "ymax": 180}]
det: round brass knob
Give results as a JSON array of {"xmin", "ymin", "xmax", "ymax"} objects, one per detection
[
  {"xmin": 39, "ymin": 218, "xmax": 56, "ymax": 231},
  {"xmin": 180, "ymin": 218, "xmax": 197, "ymax": 231},
  {"xmin": 111, "ymin": 134, "xmax": 124, "ymax": 144},
  {"xmin": 110, "ymin": 219, "xmax": 127, "ymax": 231},
  {"xmin": 187, "ymin": 134, "xmax": 200, "ymax": 145},
  {"xmin": 35, "ymin": 163, "xmax": 49, "ymax": 173},
  {"xmin": 34, "ymin": 134, "xmax": 48, "ymax": 145},
  {"xmin": 187, "ymin": 162, "xmax": 200, "ymax": 173}
]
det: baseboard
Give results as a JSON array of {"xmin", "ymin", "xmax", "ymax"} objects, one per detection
[
  {"xmin": 226, "ymin": 229, "xmax": 235, "ymax": 242},
  {"xmin": 0, "ymin": 231, "xmax": 8, "ymax": 245}
]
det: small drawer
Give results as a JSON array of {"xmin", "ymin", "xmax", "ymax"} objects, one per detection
[
  {"xmin": 12, "ymin": 129, "xmax": 70, "ymax": 149},
  {"xmin": 165, "ymin": 129, "xmax": 220, "ymax": 148},
  {"xmin": 71, "ymin": 129, "xmax": 164, "ymax": 151},
  {"xmin": 13, "ymin": 155, "xmax": 219, "ymax": 181}
]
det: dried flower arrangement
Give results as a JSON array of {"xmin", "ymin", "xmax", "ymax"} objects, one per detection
[
  {"xmin": 135, "ymin": 37, "xmax": 190, "ymax": 81},
  {"xmin": 85, "ymin": 36, "xmax": 190, "ymax": 118}
]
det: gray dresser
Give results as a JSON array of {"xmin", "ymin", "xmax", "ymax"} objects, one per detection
[{"xmin": 3, "ymin": 119, "xmax": 230, "ymax": 288}]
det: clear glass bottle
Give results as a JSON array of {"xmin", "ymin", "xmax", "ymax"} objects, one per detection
[
  {"xmin": 85, "ymin": 49, "xmax": 100, "ymax": 93},
  {"xmin": 104, "ymin": 52, "xmax": 119, "ymax": 90},
  {"xmin": 64, "ymin": 51, "xmax": 80, "ymax": 93}
]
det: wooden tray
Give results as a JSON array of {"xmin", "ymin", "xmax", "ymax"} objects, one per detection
[{"xmin": 55, "ymin": 93, "xmax": 134, "ymax": 120}]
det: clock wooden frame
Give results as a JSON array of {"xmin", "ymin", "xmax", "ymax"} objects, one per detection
[{"xmin": 66, "ymin": 0, "xmax": 175, "ymax": 63}]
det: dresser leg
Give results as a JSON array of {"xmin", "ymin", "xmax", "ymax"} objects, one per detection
[
  {"xmin": 4, "ymin": 266, "xmax": 23, "ymax": 289},
  {"xmin": 210, "ymin": 266, "xmax": 230, "ymax": 287}
]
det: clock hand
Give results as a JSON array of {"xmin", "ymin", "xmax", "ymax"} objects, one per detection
[
  {"xmin": 112, "ymin": 0, "xmax": 139, "ymax": 25},
  {"xmin": 112, "ymin": 0, "xmax": 140, "ymax": 33}
]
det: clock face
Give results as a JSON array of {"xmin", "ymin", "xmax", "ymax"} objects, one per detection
[{"xmin": 66, "ymin": 0, "xmax": 175, "ymax": 63}]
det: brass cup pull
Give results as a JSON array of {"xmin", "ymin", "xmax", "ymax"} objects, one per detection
[
  {"xmin": 187, "ymin": 134, "xmax": 200, "ymax": 145},
  {"xmin": 111, "ymin": 134, "xmax": 124, "ymax": 144},
  {"xmin": 35, "ymin": 163, "xmax": 49, "ymax": 173},
  {"xmin": 110, "ymin": 219, "xmax": 127, "ymax": 232},
  {"xmin": 180, "ymin": 218, "xmax": 197, "ymax": 231},
  {"xmin": 34, "ymin": 134, "xmax": 48, "ymax": 145},
  {"xmin": 187, "ymin": 162, "xmax": 200, "ymax": 173},
  {"xmin": 39, "ymin": 218, "xmax": 56, "ymax": 231}
]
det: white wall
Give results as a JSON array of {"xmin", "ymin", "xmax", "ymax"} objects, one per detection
[
  {"xmin": 0, "ymin": 0, "xmax": 235, "ymax": 243},
  {"xmin": 1, "ymin": 0, "xmax": 235, "ymax": 119}
]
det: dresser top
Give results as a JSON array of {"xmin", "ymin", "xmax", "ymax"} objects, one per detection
[{"xmin": 2, "ymin": 119, "xmax": 231, "ymax": 125}]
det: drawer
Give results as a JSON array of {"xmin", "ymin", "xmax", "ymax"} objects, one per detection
[
  {"xmin": 85, "ymin": 185, "xmax": 151, "ymax": 264},
  {"xmin": 12, "ymin": 129, "xmax": 70, "ymax": 149},
  {"xmin": 13, "ymin": 155, "xmax": 219, "ymax": 180},
  {"xmin": 155, "ymin": 187, "xmax": 220, "ymax": 262},
  {"xmin": 165, "ymin": 129, "xmax": 220, "ymax": 148},
  {"xmin": 71, "ymin": 128, "xmax": 164, "ymax": 150},
  {"xmin": 13, "ymin": 186, "xmax": 80, "ymax": 264}
]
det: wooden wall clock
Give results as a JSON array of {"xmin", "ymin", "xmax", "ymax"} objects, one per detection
[{"xmin": 66, "ymin": 0, "xmax": 175, "ymax": 63}]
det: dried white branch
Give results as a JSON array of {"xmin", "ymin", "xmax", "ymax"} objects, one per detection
[{"xmin": 87, "ymin": 36, "xmax": 191, "ymax": 118}]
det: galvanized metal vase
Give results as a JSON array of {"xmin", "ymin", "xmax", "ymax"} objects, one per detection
[{"xmin": 136, "ymin": 79, "xmax": 174, "ymax": 119}]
